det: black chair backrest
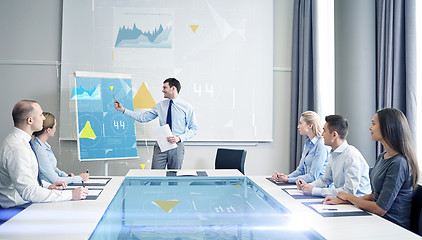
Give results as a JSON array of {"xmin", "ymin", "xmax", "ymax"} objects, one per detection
[
  {"xmin": 410, "ymin": 185, "xmax": 422, "ymax": 236},
  {"xmin": 215, "ymin": 148, "xmax": 247, "ymax": 174}
]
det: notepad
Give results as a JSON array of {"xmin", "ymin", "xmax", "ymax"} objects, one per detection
[
  {"xmin": 68, "ymin": 177, "xmax": 111, "ymax": 186},
  {"xmin": 86, "ymin": 189, "xmax": 102, "ymax": 197},
  {"xmin": 282, "ymin": 188, "xmax": 324, "ymax": 200},
  {"xmin": 166, "ymin": 171, "xmax": 208, "ymax": 177},
  {"xmin": 63, "ymin": 188, "xmax": 103, "ymax": 200},
  {"xmin": 176, "ymin": 170, "xmax": 198, "ymax": 176},
  {"xmin": 303, "ymin": 202, "xmax": 371, "ymax": 217},
  {"xmin": 284, "ymin": 189, "xmax": 304, "ymax": 195},
  {"xmin": 84, "ymin": 179, "xmax": 110, "ymax": 184},
  {"xmin": 266, "ymin": 177, "xmax": 296, "ymax": 187},
  {"xmin": 84, "ymin": 189, "xmax": 103, "ymax": 200},
  {"xmin": 280, "ymin": 184, "xmax": 298, "ymax": 189},
  {"xmin": 309, "ymin": 203, "xmax": 364, "ymax": 213},
  {"xmin": 65, "ymin": 186, "xmax": 104, "ymax": 191}
]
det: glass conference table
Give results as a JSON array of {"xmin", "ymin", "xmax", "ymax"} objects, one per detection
[{"xmin": 0, "ymin": 169, "xmax": 419, "ymax": 240}]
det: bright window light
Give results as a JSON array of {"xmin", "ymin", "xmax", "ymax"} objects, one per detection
[
  {"xmin": 416, "ymin": 0, "xmax": 422, "ymax": 184},
  {"xmin": 315, "ymin": 0, "xmax": 335, "ymax": 120}
]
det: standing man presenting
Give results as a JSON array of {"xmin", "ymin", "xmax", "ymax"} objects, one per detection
[
  {"xmin": 0, "ymin": 100, "xmax": 88, "ymax": 209},
  {"xmin": 115, "ymin": 78, "xmax": 198, "ymax": 169}
]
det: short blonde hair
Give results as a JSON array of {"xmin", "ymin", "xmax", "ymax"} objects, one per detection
[{"xmin": 301, "ymin": 111, "xmax": 323, "ymax": 138}]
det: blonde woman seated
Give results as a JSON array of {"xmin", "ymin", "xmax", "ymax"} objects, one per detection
[
  {"xmin": 31, "ymin": 112, "xmax": 89, "ymax": 184},
  {"xmin": 324, "ymin": 108, "xmax": 419, "ymax": 229},
  {"xmin": 272, "ymin": 111, "xmax": 329, "ymax": 184}
]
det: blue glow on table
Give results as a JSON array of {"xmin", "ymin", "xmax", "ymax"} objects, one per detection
[{"xmin": 89, "ymin": 177, "xmax": 324, "ymax": 240}]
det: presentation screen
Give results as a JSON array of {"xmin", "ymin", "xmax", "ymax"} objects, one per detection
[
  {"xmin": 74, "ymin": 72, "xmax": 138, "ymax": 161},
  {"xmin": 60, "ymin": 0, "xmax": 273, "ymax": 142}
]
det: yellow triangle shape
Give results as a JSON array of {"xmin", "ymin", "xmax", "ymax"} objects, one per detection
[
  {"xmin": 153, "ymin": 200, "xmax": 180, "ymax": 213},
  {"xmin": 110, "ymin": 86, "xmax": 114, "ymax": 91},
  {"xmin": 140, "ymin": 164, "xmax": 145, "ymax": 169},
  {"xmin": 80, "ymin": 121, "xmax": 97, "ymax": 139},
  {"xmin": 133, "ymin": 82, "xmax": 156, "ymax": 109},
  {"xmin": 190, "ymin": 25, "xmax": 199, "ymax": 33}
]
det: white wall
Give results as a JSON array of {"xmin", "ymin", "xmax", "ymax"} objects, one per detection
[{"xmin": 0, "ymin": 0, "xmax": 295, "ymax": 176}]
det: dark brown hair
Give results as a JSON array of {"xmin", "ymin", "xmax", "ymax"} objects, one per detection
[
  {"xmin": 325, "ymin": 115, "xmax": 349, "ymax": 139},
  {"xmin": 377, "ymin": 108, "xmax": 419, "ymax": 189}
]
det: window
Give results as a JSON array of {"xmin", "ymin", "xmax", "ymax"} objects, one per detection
[
  {"xmin": 315, "ymin": 0, "xmax": 335, "ymax": 119},
  {"xmin": 416, "ymin": 0, "xmax": 422, "ymax": 184}
]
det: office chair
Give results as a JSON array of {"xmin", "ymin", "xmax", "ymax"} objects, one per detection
[
  {"xmin": 215, "ymin": 148, "xmax": 247, "ymax": 175},
  {"xmin": 410, "ymin": 185, "xmax": 422, "ymax": 236},
  {"xmin": 0, "ymin": 204, "xmax": 29, "ymax": 226}
]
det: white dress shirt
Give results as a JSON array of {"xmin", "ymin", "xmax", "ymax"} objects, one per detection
[
  {"xmin": 124, "ymin": 97, "xmax": 198, "ymax": 142},
  {"xmin": 310, "ymin": 140, "xmax": 371, "ymax": 197},
  {"xmin": 0, "ymin": 127, "xmax": 72, "ymax": 208}
]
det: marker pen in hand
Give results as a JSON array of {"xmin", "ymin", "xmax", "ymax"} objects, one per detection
[{"xmin": 82, "ymin": 181, "xmax": 86, "ymax": 188}]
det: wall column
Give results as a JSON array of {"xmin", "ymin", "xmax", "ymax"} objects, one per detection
[{"xmin": 335, "ymin": 0, "xmax": 376, "ymax": 166}]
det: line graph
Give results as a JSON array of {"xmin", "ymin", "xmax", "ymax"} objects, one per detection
[
  {"xmin": 115, "ymin": 23, "xmax": 172, "ymax": 48},
  {"xmin": 71, "ymin": 84, "xmax": 101, "ymax": 100}
]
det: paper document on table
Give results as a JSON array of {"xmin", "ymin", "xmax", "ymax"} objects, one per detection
[
  {"xmin": 309, "ymin": 203, "xmax": 364, "ymax": 213},
  {"xmin": 303, "ymin": 202, "xmax": 371, "ymax": 217},
  {"xmin": 283, "ymin": 189, "xmax": 324, "ymax": 200},
  {"xmin": 177, "ymin": 170, "xmax": 198, "ymax": 176},
  {"xmin": 87, "ymin": 189, "xmax": 102, "ymax": 197},
  {"xmin": 85, "ymin": 179, "xmax": 110, "ymax": 184},
  {"xmin": 67, "ymin": 177, "xmax": 111, "ymax": 186},
  {"xmin": 266, "ymin": 177, "xmax": 297, "ymax": 187},
  {"xmin": 153, "ymin": 124, "xmax": 177, "ymax": 152},
  {"xmin": 65, "ymin": 186, "xmax": 103, "ymax": 190},
  {"xmin": 65, "ymin": 185, "xmax": 82, "ymax": 190},
  {"xmin": 284, "ymin": 189, "xmax": 304, "ymax": 195}
]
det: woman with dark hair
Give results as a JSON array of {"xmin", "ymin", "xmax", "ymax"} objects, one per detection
[
  {"xmin": 32, "ymin": 112, "xmax": 89, "ymax": 184},
  {"xmin": 324, "ymin": 108, "xmax": 419, "ymax": 229}
]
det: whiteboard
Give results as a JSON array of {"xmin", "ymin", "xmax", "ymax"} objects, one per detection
[{"xmin": 60, "ymin": 0, "xmax": 273, "ymax": 142}]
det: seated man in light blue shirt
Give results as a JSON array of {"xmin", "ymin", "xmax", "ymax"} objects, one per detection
[
  {"xmin": 114, "ymin": 78, "xmax": 198, "ymax": 169},
  {"xmin": 297, "ymin": 115, "xmax": 371, "ymax": 197}
]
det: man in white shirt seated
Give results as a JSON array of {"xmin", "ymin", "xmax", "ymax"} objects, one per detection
[
  {"xmin": 296, "ymin": 115, "xmax": 371, "ymax": 197},
  {"xmin": 0, "ymin": 100, "xmax": 88, "ymax": 209}
]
